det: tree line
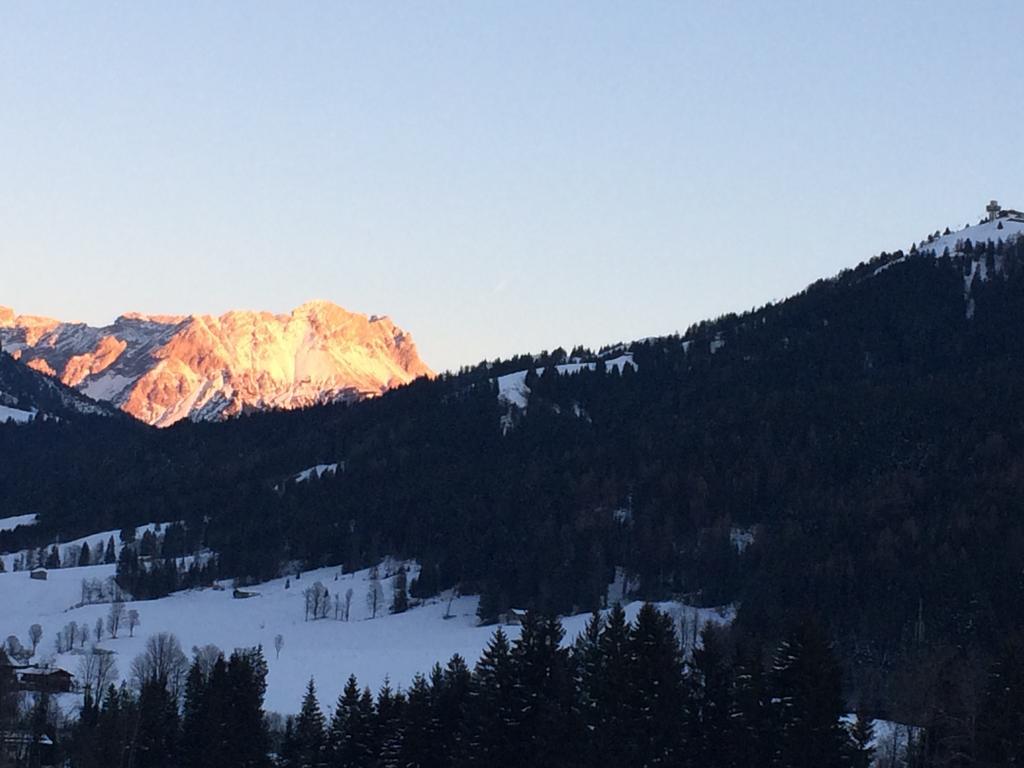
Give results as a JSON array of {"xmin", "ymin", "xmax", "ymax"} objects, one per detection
[{"xmin": 0, "ymin": 606, "xmax": 1015, "ymax": 767}]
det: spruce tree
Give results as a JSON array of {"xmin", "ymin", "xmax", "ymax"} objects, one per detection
[
  {"xmin": 132, "ymin": 676, "xmax": 180, "ymax": 768},
  {"xmin": 508, "ymin": 613, "xmax": 577, "ymax": 767},
  {"xmin": 290, "ymin": 678, "xmax": 326, "ymax": 768},
  {"xmin": 592, "ymin": 604, "xmax": 636, "ymax": 767},
  {"xmin": 224, "ymin": 648, "xmax": 271, "ymax": 768},
  {"xmin": 104, "ymin": 536, "xmax": 116, "ymax": 564},
  {"xmin": 770, "ymin": 619, "xmax": 851, "ymax": 768},
  {"xmin": 391, "ymin": 566, "xmax": 409, "ymax": 614},
  {"xmin": 690, "ymin": 624, "xmax": 732, "ymax": 767},
  {"xmin": 385, "ymin": 673, "xmax": 439, "ymax": 768},
  {"xmin": 79, "ymin": 540, "xmax": 92, "ymax": 567},
  {"xmin": 465, "ymin": 628, "xmax": 516, "ymax": 766},
  {"xmin": 728, "ymin": 639, "xmax": 773, "ymax": 768},
  {"xmin": 180, "ymin": 658, "xmax": 210, "ymax": 768},
  {"xmin": 977, "ymin": 636, "xmax": 1024, "ymax": 765},
  {"xmin": 329, "ymin": 675, "xmax": 373, "ymax": 768},
  {"xmin": 628, "ymin": 603, "xmax": 686, "ymax": 766},
  {"xmin": 437, "ymin": 654, "xmax": 471, "ymax": 765}
]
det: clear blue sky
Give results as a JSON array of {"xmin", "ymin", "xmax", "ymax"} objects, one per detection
[{"xmin": 2, "ymin": 2, "xmax": 1022, "ymax": 372}]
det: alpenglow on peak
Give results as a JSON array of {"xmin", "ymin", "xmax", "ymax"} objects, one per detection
[{"xmin": 0, "ymin": 300, "xmax": 432, "ymax": 426}]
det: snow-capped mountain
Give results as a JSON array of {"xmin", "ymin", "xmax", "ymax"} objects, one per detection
[{"xmin": 0, "ymin": 300, "xmax": 432, "ymax": 426}]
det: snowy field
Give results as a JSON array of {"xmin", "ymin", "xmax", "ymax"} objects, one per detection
[{"xmin": 0, "ymin": 548, "xmax": 731, "ymax": 715}]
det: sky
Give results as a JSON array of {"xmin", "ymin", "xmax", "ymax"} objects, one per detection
[{"xmin": 1, "ymin": 2, "xmax": 1022, "ymax": 372}]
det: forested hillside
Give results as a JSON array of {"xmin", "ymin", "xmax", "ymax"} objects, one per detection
[{"xmin": 3, "ymin": 233, "xmax": 1024, "ymax": 719}]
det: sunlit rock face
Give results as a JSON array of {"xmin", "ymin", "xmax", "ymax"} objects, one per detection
[{"xmin": 0, "ymin": 301, "xmax": 432, "ymax": 426}]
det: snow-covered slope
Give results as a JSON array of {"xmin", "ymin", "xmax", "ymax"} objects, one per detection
[
  {"xmin": 0, "ymin": 404, "xmax": 35, "ymax": 423},
  {"xmin": 497, "ymin": 353, "xmax": 637, "ymax": 409},
  {"xmin": 916, "ymin": 216, "xmax": 1024, "ymax": 257},
  {"xmin": 0, "ymin": 301, "xmax": 432, "ymax": 426},
  {"xmin": 0, "ymin": 552, "xmax": 731, "ymax": 714},
  {"xmin": 0, "ymin": 513, "xmax": 38, "ymax": 533}
]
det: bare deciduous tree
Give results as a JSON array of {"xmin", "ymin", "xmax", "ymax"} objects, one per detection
[
  {"xmin": 127, "ymin": 610, "xmax": 140, "ymax": 638},
  {"xmin": 130, "ymin": 632, "xmax": 189, "ymax": 699},
  {"xmin": 77, "ymin": 646, "xmax": 119, "ymax": 695},
  {"xmin": 107, "ymin": 599, "xmax": 126, "ymax": 639},
  {"xmin": 190, "ymin": 644, "xmax": 223, "ymax": 680},
  {"xmin": 303, "ymin": 581, "xmax": 330, "ymax": 621},
  {"xmin": 94, "ymin": 617, "xmax": 103, "ymax": 643},
  {"xmin": 4, "ymin": 635, "xmax": 29, "ymax": 663},
  {"xmin": 28, "ymin": 624, "xmax": 42, "ymax": 655},
  {"xmin": 274, "ymin": 634, "xmax": 284, "ymax": 660},
  {"xmin": 344, "ymin": 588, "xmax": 354, "ymax": 621},
  {"xmin": 366, "ymin": 567, "xmax": 383, "ymax": 619}
]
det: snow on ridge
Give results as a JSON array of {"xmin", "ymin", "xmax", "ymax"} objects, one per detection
[
  {"xmin": 0, "ymin": 521, "xmax": 169, "ymax": 565},
  {"xmin": 871, "ymin": 217, "xmax": 1024, "ymax": 278},
  {"xmin": 496, "ymin": 353, "xmax": 637, "ymax": 409},
  {"xmin": 294, "ymin": 463, "xmax": 339, "ymax": 483},
  {"xmin": 918, "ymin": 217, "xmax": 1024, "ymax": 257},
  {"xmin": 0, "ymin": 514, "xmax": 38, "ymax": 533},
  {"xmin": 0, "ymin": 404, "xmax": 36, "ymax": 424}
]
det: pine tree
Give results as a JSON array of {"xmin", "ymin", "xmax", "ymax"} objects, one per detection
[
  {"xmin": 770, "ymin": 619, "xmax": 851, "ymax": 768},
  {"xmin": 571, "ymin": 610, "xmax": 603, "ymax": 741},
  {"xmin": 224, "ymin": 648, "xmax": 271, "ymax": 768},
  {"xmin": 590, "ymin": 604, "xmax": 636, "ymax": 767},
  {"xmin": 385, "ymin": 673, "xmax": 439, "ymax": 768},
  {"xmin": 977, "ymin": 636, "xmax": 1024, "ymax": 766},
  {"xmin": 290, "ymin": 678, "xmax": 326, "ymax": 768},
  {"xmin": 728, "ymin": 639, "xmax": 773, "ymax": 768},
  {"xmin": 629, "ymin": 603, "xmax": 686, "ymax": 766},
  {"xmin": 437, "ymin": 654, "xmax": 471, "ymax": 765},
  {"xmin": 132, "ymin": 676, "xmax": 180, "ymax": 768},
  {"xmin": 508, "ymin": 612, "xmax": 578, "ymax": 767},
  {"xmin": 79, "ymin": 540, "xmax": 92, "ymax": 567},
  {"xmin": 465, "ymin": 628, "xmax": 516, "ymax": 766},
  {"xmin": 180, "ymin": 658, "xmax": 210, "ymax": 768},
  {"xmin": 690, "ymin": 623, "xmax": 732, "ymax": 767},
  {"xmin": 329, "ymin": 675, "xmax": 373, "ymax": 768},
  {"xmin": 68, "ymin": 685, "xmax": 101, "ymax": 768},
  {"xmin": 391, "ymin": 566, "xmax": 409, "ymax": 614}
]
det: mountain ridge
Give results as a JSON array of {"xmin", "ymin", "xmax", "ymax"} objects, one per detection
[{"xmin": 0, "ymin": 300, "xmax": 432, "ymax": 426}]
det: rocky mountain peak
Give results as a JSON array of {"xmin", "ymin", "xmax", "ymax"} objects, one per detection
[{"xmin": 0, "ymin": 301, "xmax": 432, "ymax": 426}]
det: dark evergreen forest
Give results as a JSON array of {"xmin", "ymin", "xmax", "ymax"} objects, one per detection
[
  {"xmin": 9, "ymin": 606, "xmax": 1024, "ymax": 767},
  {"xmin": 3, "ymin": 236, "xmax": 1024, "ymax": 724}
]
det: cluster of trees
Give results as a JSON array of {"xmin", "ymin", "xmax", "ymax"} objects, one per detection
[
  {"xmin": 64, "ymin": 643, "xmax": 268, "ymax": 768},
  {"xmin": 302, "ymin": 566, "xmax": 408, "ymax": 623},
  {"xmin": 25, "ymin": 608, "xmax": 1020, "ymax": 767},
  {"xmin": 2, "ymin": 625, "xmax": 43, "ymax": 663},
  {"xmin": 1, "ymin": 535, "xmax": 116, "ymax": 573},
  {"xmin": 114, "ymin": 524, "xmax": 219, "ymax": 601}
]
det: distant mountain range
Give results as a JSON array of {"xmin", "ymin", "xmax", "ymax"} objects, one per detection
[{"xmin": 0, "ymin": 300, "xmax": 431, "ymax": 426}]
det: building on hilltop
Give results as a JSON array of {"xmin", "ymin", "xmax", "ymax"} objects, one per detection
[{"xmin": 986, "ymin": 200, "xmax": 1024, "ymax": 222}]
